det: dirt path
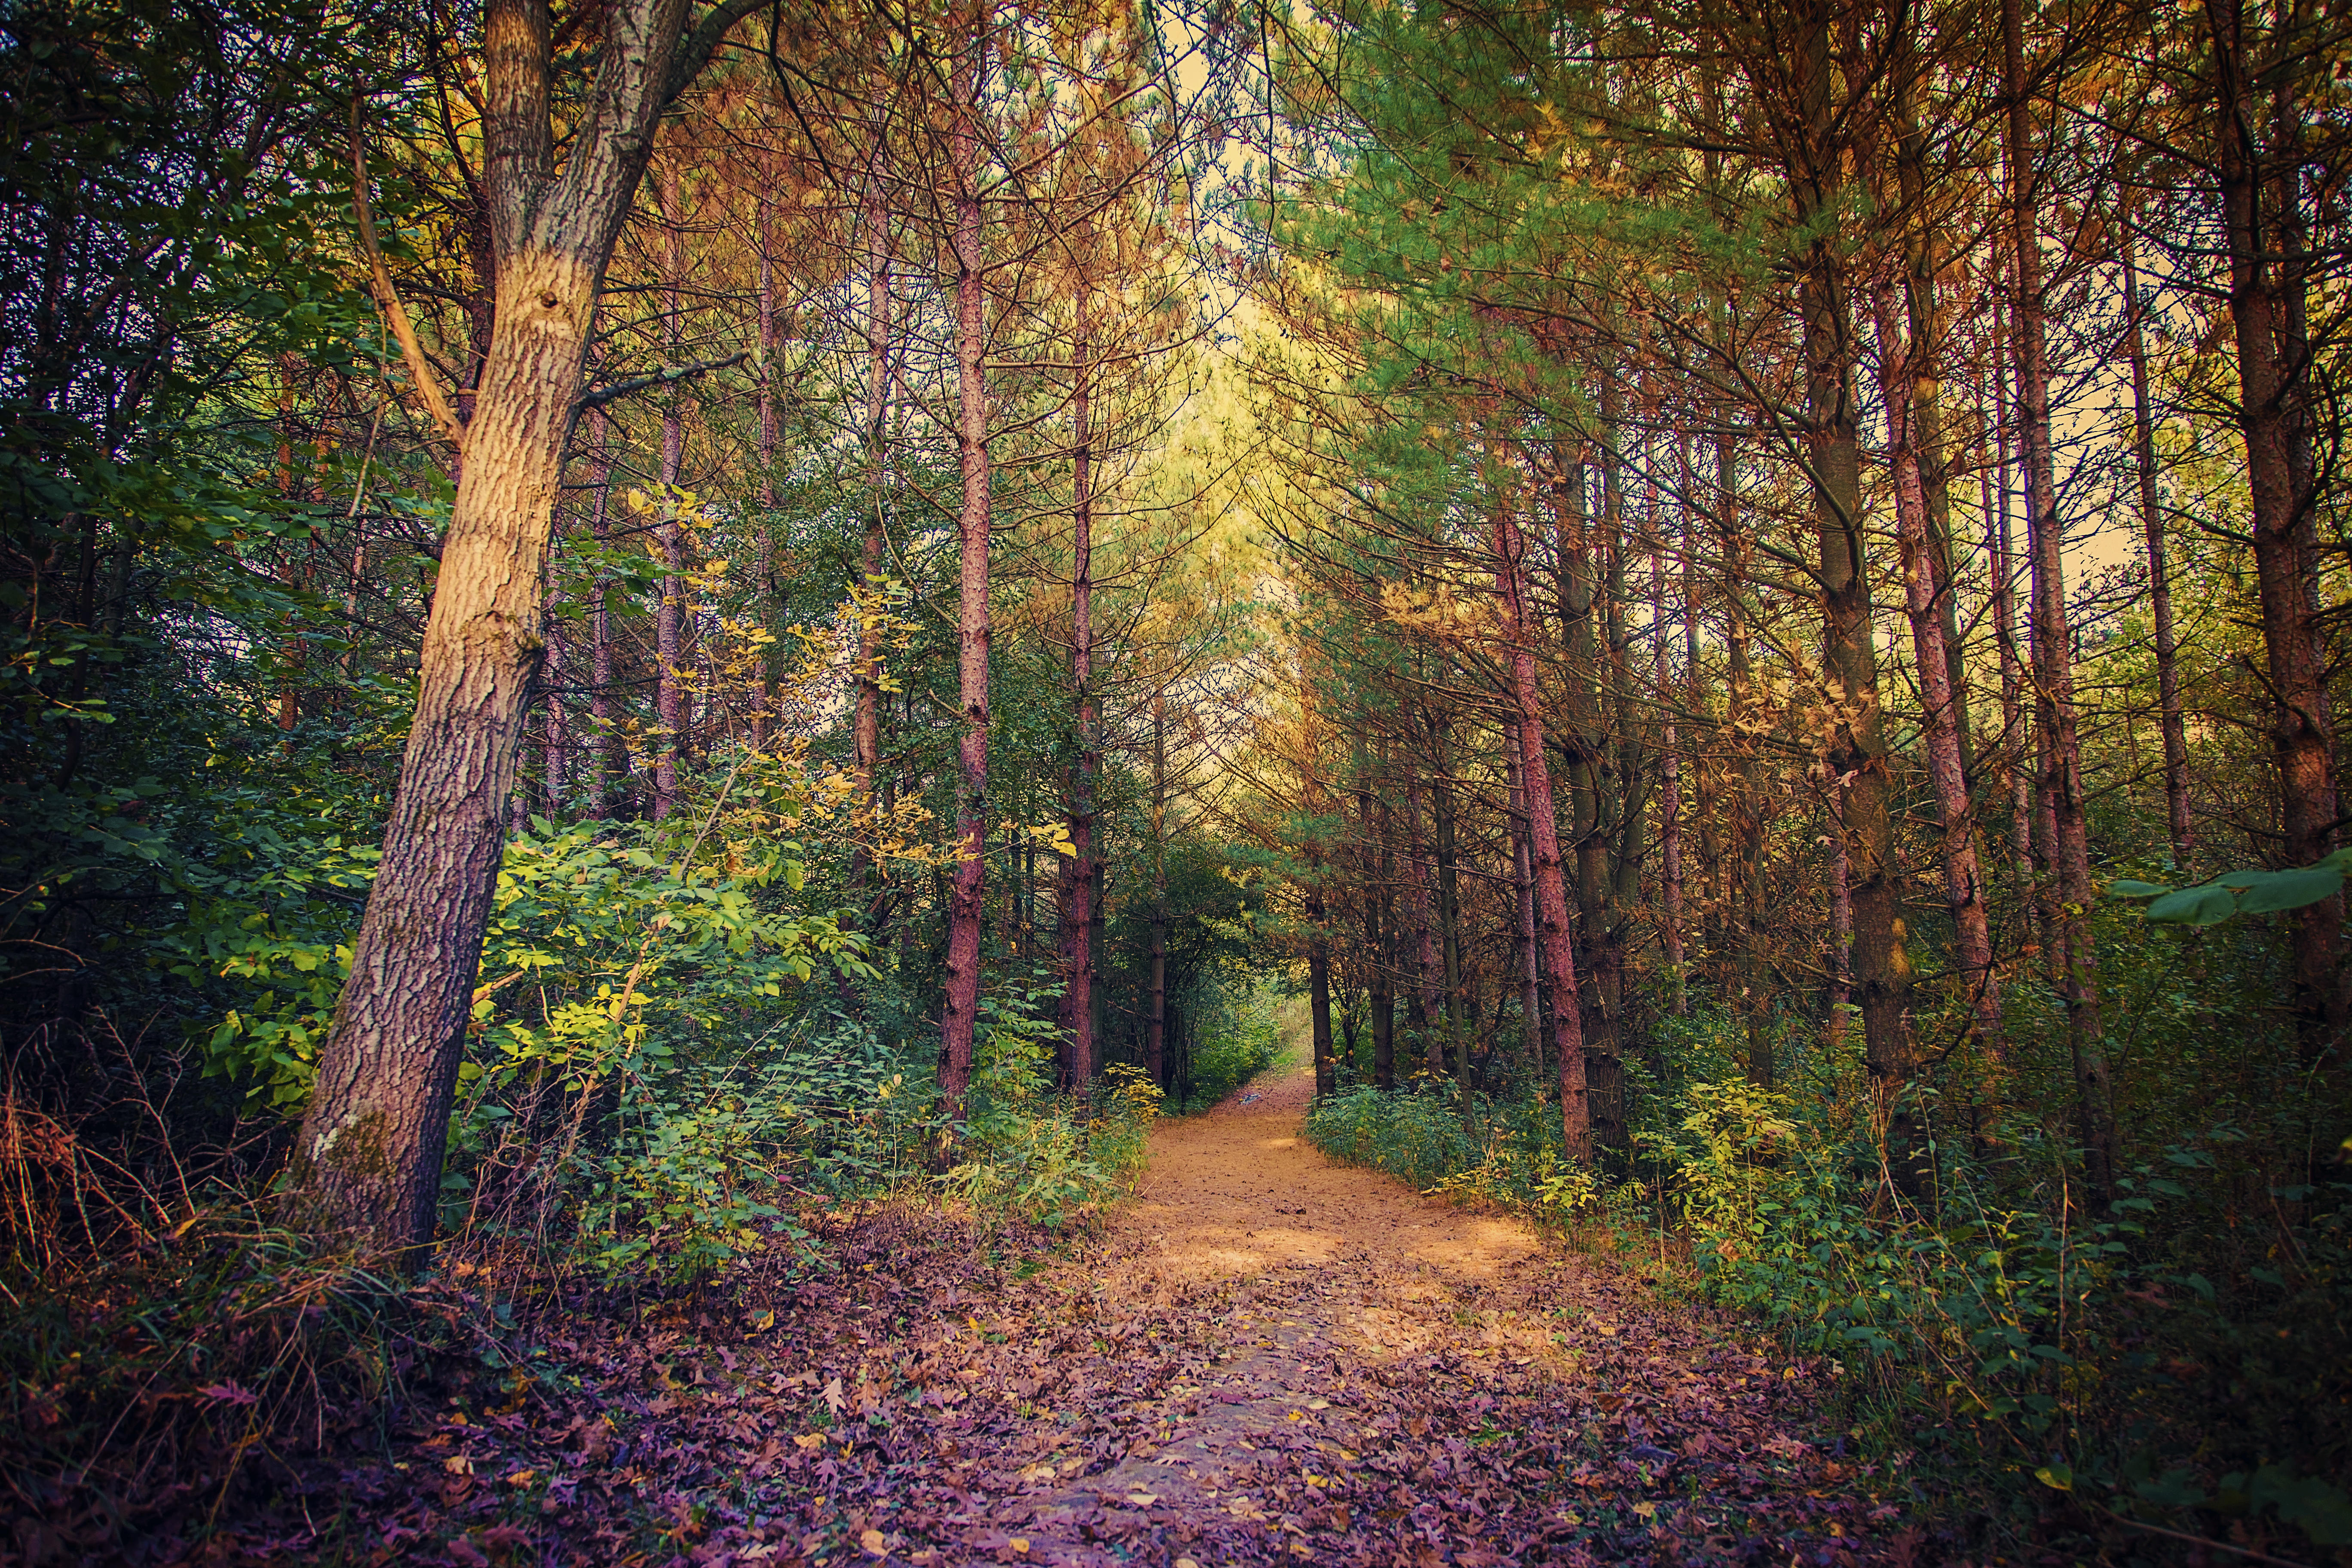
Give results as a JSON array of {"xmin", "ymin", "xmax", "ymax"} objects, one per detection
[
  {"xmin": 239, "ymin": 1063, "xmax": 1921, "ymax": 1566},
  {"xmin": 972, "ymin": 1063, "xmax": 1915, "ymax": 1565}
]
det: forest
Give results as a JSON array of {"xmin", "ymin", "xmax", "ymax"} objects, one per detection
[{"xmin": 2, "ymin": 0, "xmax": 2348, "ymax": 1559}]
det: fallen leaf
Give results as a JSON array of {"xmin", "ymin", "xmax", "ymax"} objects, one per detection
[{"xmin": 861, "ymin": 1527, "xmax": 888, "ymax": 1555}]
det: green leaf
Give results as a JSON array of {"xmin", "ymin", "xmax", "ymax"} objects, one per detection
[
  {"xmin": 2233, "ymin": 866, "xmax": 2345, "ymax": 913},
  {"xmin": 2035, "ymin": 1461, "xmax": 2074, "ymax": 1492},
  {"xmin": 2147, "ymin": 884, "xmax": 2241, "ymax": 925},
  {"xmin": 2105, "ymin": 879, "xmax": 2172, "ymax": 900}
]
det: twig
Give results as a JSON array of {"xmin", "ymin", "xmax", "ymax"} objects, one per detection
[
  {"xmin": 2096, "ymin": 1503, "xmax": 2316, "ymax": 1568},
  {"xmin": 579, "ymin": 352, "xmax": 750, "ymax": 410},
  {"xmin": 348, "ymin": 100, "xmax": 464, "ymax": 445}
]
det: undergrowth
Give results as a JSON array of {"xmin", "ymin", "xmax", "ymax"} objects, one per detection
[
  {"xmin": 0, "ymin": 971, "xmax": 1165, "ymax": 1559},
  {"xmin": 1305, "ymin": 1011, "xmax": 2352, "ymax": 1562}
]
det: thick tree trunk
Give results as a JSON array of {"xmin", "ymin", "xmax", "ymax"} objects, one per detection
[
  {"xmin": 937, "ymin": 6, "xmax": 991, "ymax": 1123},
  {"xmin": 1785, "ymin": 0, "xmax": 1913, "ymax": 1175},
  {"xmin": 1872, "ymin": 279, "xmax": 2001, "ymax": 1063},
  {"xmin": 2122, "ymin": 236, "xmax": 2192, "ymax": 871},
  {"xmin": 2005, "ymin": 0, "xmax": 2115, "ymax": 1199},
  {"xmin": 289, "ymin": 0, "xmax": 757, "ymax": 1249},
  {"xmin": 2206, "ymin": 0, "xmax": 2344, "ymax": 1040}
]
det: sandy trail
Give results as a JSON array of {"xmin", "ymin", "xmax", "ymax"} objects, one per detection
[{"xmin": 970, "ymin": 1060, "xmax": 1905, "ymax": 1567}]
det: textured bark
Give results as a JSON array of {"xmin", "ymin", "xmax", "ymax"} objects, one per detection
[
  {"xmin": 1778, "ymin": 0, "xmax": 1913, "ymax": 1170},
  {"xmin": 936, "ymin": 6, "xmax": 991, "ymax": 1122},
  {"xmin": 1505, "ymin": 726, "xmax": 1544, "ymax": 1076},
  {"xmin": 1497, "ymin": 494, "xmax": 1592, "ymax": 1163},
  {"xmin": 2205, "ymin": 0, "xmax": 2344, "ymax": 1038},
  {"xmin": 1871, "ymin": 279, "xmax": 2001, "ymax": 1063},
  {"xmin": 2005, "ymin": 0, "xmax": 2115, "ymax": 1198},
  {"xmin": 288, "ymin": 0, "xmax": 761, "ymax": 1250},
  {"xmin": 2122, "ymin": 236, "xmax": 2193, "ymax": 871}
]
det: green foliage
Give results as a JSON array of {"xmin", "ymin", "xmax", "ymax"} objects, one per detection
[
  {"xmin": 2110, "ymin": 846, "xmax": 2352, "ymax": 925},
  {"xmin": 941, "ymin": 979, "xmax": 1163, "ymax": 1228},
  {"xmin": 1177, "ymin": 987, "xmax": 1284, "ymax": 1113},
  {"xmin": 1307, "ymin": 1082, "xmax": 1597, "ymax": 1224}
]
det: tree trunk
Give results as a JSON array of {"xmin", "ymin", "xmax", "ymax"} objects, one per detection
[
  {"xmin": 586, "ymin": 409, "xmax": 622, "ymax": 819},
  {"xmin": 2122, "ymin": 235, "xmax": 2192, "ymax": 872},
  {"xmin": 1370, "ymin": 784, "xmax": 1396, "ymax": 1091},
  {"xmin": 1505, "ymin": 722, "xmax": 1544, "ymax": 1076},
  {"xmin": 1403, "ymin": 768, "xmax": 1445, "ymax": 1076},
  {"xmin": 2205, "ymin": 0, "xmax": 2344, "ymax": 1039},
  {"xmin": 1146, "ymin": 689, "xmax": 1168, "ymax": 1093},
  {"xmin": 753, "ymin": 187, "xmax": 779, "ymax": 748},
  {"xmin": 1649, "ymin": 521, "xmax": 1687, "ymax": 1016},
  {"xmin": 1982, "ymin": 380, "xmax": 2035, "ymax": 901},
  {"xmin": 288, "ymin": 0, "xmax": 760, "ymax": 1249},
  {"xmin": 1871, "ymin": 279, "xmax": 2001, "ymax": 1064},
  {"xmin": 1497, "ymin": 492, "xmax": 1592, "ymax": 1162},
  {"xmin": 1788, "ymin": 1, "xmax": 1913, "ymax": 1175},
  {"xmin": 851, "ymin": 119, "xmax": 891, "ymax": 907},
  {"xmin": 1308, "ymin": 890, "xmax": 1335, "ymax": 1099},
  {"xmin": 937, "ymin": 4, "xmax": 992, "ymax": 1125},
  {"xmin": 1060, "ymin": 275, "xmax": 1097, "ymax": 1093},
  {"xmin": 2005, "ymin": 0, "xmax": 2115, "ymax": 1200},
  {"xmin": 653, "ymin": 158, "xmax": 687, "ymax": 821}
]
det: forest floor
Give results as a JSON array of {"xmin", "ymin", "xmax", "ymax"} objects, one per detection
[{"xmin": 192, "ymin": 1066, "xmax": 1937, "ymax": 1567}]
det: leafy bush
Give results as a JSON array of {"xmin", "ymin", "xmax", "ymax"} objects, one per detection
[
  {"xmin": 940, "ymin": 983, "xmax": 1162, "ymax": 1226},
  {"xmin": 1307, "ymin": 1081, "xmax": 1598, "ymax": 1222}
]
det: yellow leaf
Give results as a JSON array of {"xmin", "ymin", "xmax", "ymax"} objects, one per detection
[
  {"xmin": 1010, "ymin": 1538, "xmax": 1031, "ymax": 1555},
  {"xmin": 860, "ymin": 1527, "xmax": 888, "ymax": 1555},
  {"xmin": 505, "ymin": 1468, "xmax": 537, "ymax": 1487}
]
